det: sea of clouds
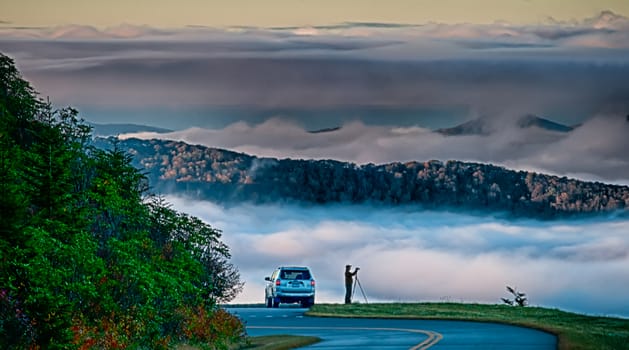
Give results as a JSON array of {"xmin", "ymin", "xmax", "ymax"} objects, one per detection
[
  {"xmin": 121, "ymin": 113, "xmax": 629, "ymax": 185},
  {"xmin": 3, "ymin": 10, "xmax": 628, "ymax": 185},
  {"xmin": 166, "ymin": 196, "xmax": 629, "ymax": 318},
  {"xmin": 2, "ymin": 10, "xmax": 628, "ymax": 130}
]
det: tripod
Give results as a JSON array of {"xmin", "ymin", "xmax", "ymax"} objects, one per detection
[{"xmin": 352, "ymin": 272, "xmax": 369, "ymax": 304}]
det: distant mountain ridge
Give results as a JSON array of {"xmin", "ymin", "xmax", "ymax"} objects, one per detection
[
  {"xmin": 437, "ymin": 115, "xmax": 574, "ymax": 136},
  {"xmin": 516, "ymin": 115, "xmax": 575, "ymax": 132},
  {"xmin": 308, "ymin": 126, "xmax": 342, "ymax": 133},
  {"xmin": 94, "ymin": 137, "xmax": 629, "ymax": 219},
  {"xmin": 89, "ymin": 115, "xmax": 574, "ymax": 138},
  {"xmin": 89, "ymin": 122, "xmax": 173, "ymax": 137}
]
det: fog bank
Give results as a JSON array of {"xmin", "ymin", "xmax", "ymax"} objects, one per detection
[
  {"xmin": 123, "ymin": 114, "xmax": 629, "ymax": 185},
  {"xmin": 166, "ymin": 196, "xmax": 629, "ymax": 318}
]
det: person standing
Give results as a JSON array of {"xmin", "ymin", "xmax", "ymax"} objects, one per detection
[{"xmin": 344, "ymin": 264, "xmax": 359, "ymax": 304}]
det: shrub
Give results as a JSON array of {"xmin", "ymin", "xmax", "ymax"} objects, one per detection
[{"xmin": 501, "ymin": 286, "xmax": 528, "ymax": 307}]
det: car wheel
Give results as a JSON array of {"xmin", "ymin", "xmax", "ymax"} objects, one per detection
[{"xmin": 272, "ymin": 299, "xmax": 279, "ymax": 308}]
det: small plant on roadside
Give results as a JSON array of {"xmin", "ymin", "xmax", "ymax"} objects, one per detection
[
  {"xmin": 179, "ymin": 306, "xmax": 246, "ymax": 350},
  {"xmin": 501, "ymin": 285, "xmax": 528, "ymax": 306}
]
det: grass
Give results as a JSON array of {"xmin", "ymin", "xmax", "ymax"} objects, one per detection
[
  {"xmin": 307, "ymin": 303, "xmax": 629, "ymax": 350},
  {"xmin": 177, "ymin": 335, "xmax": 320, "ymax": 350},
  {"xmin": 237, "ymin": 335, "xmax": 321, "ymax": 350}
]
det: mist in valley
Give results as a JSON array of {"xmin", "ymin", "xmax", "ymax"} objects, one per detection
[
  {"xmin": 165, "ymin": 196, "xmax": 629, "ymax": 318},
  {"xmin": 122, "ymin": 112, "xmax": 629, "ymax": 185}
]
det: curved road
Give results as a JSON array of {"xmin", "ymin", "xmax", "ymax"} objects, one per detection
[{"xmin": 231, "ymin": 307, "xmax": 557, "ymax": 349}]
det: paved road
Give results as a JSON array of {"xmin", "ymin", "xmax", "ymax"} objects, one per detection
[{"xmin": 231, "ymin": 307, "xmax": 557, "ymax": 349}]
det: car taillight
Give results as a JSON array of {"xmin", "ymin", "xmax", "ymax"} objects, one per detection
[
  {"xmin": 275, "ymin": 279, "xmax": 281, "ymax": 286},
  {"xmin": 311, "ymin": 280, "xmax": 315, "ymax": 287}
]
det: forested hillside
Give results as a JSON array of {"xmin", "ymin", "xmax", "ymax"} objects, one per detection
[
  {"xmin": 104, "ymin": 137, "xmax": 629, "ymax": 219},
  {"xmin": 0, "ymin": 54, "xmax": 245, "ymax": 349}
]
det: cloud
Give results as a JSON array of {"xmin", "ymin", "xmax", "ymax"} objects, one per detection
[
  {"xmin": 551, "ymin": 236, "xmax": 629, "ymax": 262},
  {"xmin": 583, "ymin": 10, "xmax": 629, "ymax": 30},
  {"xmin": 420, "ymin": 10, "xmax": 629, "ymax": 49},
  {"xmin": 2, "ymin": 10, "xmax": 628, "ymax": 182},
  {"xmin": 0, "ymin": 23, "xmax": 171, "ymax": 39},
  {"xmin": 7, "ymin": 45, "xmax": 628, "ymax": 125},
  {"xmin": 2, "ymin": 13, "xmax": 627, "ymax": 115},
  {"xmin": 121, "ymin": 113, "xmax": 629, "ymax": 184},
  {"xmin": 512, "ymin": 115, "xmax": 629, "ymax": 182},
  {"xmin": 1, "ymin": 11, "xmax": 628, "ymax": 58},
  {"xmin": 164, "ymin": 196, "xmax": 629, "ymax": 317},
  {"xmin": 317, "ymin": 22, "xmax": 421, "ymax": 30},
  {"xmin": 2, "ymin": 10, "xmax": 628, "ymax": 48}
]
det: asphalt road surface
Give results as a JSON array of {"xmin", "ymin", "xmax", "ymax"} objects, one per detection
[{"xmin": 231, "ymin": 307, "xmax": 557, "ymax": 349}]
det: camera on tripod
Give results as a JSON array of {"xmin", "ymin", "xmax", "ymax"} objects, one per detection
[{"xmin": 351, "ymin": 267, "xmax": 367, "ymax": 304}]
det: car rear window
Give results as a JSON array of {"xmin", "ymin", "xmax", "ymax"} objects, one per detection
[{"xmin": 280, "ymin": 270, "xmax": 311, "ymax": 280}]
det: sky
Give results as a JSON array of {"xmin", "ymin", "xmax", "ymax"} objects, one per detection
[
  {"xmin": 2, "ymin": 0, "xmax": 629, "ymax": 28},
  {"xmin": 2, "ymin": 3, "xmax": 628, "ymax": 133},
  {"xmin": 2, "ymin": 1, "xmax": 629, "ymax": 316}
]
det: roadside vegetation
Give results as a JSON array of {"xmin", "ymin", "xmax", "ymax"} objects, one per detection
[
  {"xmin": 177, "ymin": 335, "xmax": 320, "ymax": 350},
  {"xmin": 308, "ymin": 303, "xmax": 629, "ymax": 350},
  {"xmin": 0, "ymin": 53, "xmax": 246, "ymax": 348},
  {"xmin": 237, "ymin": 335, "xmax": 320, "ymax": 350}
]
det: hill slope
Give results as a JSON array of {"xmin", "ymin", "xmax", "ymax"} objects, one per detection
[{"xmin": 96, "ymin": 137, "xmax": 629, "ymax": 219}]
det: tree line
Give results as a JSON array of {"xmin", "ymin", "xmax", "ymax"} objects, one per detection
[
  {"xmin": 104, "ymin": 137, "xmax": 629, "ymax": 219},
  {"xmin": 0, "ymin": 53, "xmax": 244, "ymax": 349}
]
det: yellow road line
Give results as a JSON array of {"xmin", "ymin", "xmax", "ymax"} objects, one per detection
[{"xmin": 248, "ymin": 325, "xmax": 443, "ymax": 349}]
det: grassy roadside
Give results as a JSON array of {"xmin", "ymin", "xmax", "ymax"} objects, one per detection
[
  {"xmin": 236, "ymin": 335, "xmax": 321, "ymax": 350},
  {"xmin": 177, "ymin": 335, "xmax": 320, "ymax": 350},
  {"xmin": 307, "ymin": 303, "xmax": 629, "ymax": 350}
]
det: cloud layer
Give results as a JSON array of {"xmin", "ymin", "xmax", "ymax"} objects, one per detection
[
  {"xmin": 1, "ymin": 10, "xmax": 628, "ymax": 123},
  {"xmin": 122, "ymin": 113, "xmax": 629, "ymax": 185},
  {"xmin": 165, "ymin": 196, "xmax": 629, "ymax": 317},
  {"xmin": 2, "ymin": 10, "xmax": 629, "ymax": 47}
]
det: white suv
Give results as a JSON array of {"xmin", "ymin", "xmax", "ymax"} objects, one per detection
[{"xmin": 265, "ymin": 266, "xmax": 316, "ymax": 308}]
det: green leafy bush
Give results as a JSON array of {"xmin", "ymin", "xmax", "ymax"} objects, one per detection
[{"xmin": 0, "ymin": 52, "xmax": 245, "ymax": 349}]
